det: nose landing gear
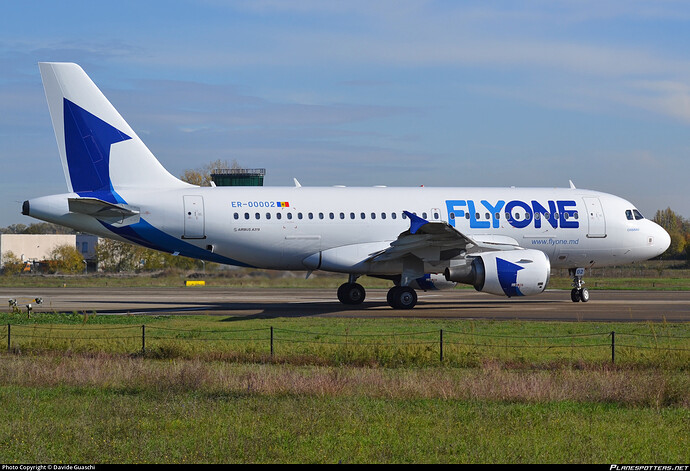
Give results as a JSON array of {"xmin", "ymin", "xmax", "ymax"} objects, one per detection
[{"xmin": 569, "ymin": 267, "xmax": 589, "ymax": 302}]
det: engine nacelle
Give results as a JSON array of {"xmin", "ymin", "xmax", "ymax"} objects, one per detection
[
  {"xmin": 409, "ymin": 273, "xmax": 457, "ymax": 291},
  {"xmin": 444, "ymin": 250, "xmax": 550, "ymax": 297}
]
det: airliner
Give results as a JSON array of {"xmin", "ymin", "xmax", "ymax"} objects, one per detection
[{"xmin": 22, "ymin": 63, "xmax": 671, "ymax": 309}]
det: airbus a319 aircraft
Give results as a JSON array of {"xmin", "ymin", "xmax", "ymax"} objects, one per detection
[{"xmin": 23, "ymin": 63, "xmax": 671, "ymax": 309}]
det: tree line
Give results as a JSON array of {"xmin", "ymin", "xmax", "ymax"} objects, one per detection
[{"xmin": 652, "ymin": 207, "xmax": 690, "ymax": 261}]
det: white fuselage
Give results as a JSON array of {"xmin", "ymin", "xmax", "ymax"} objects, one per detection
[{"xmin": 26, "ymin": 185, "xmax": 670, "ymax": 276}]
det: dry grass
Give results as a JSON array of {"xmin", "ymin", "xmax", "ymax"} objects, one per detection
[{"xmin": 2, "ymin": 352, "xmax": 687, "ymax": 408}]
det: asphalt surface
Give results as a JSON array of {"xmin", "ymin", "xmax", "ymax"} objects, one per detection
[{"xmin": 2, "ymin": 287, "xmax": 689, "ymax": 322}]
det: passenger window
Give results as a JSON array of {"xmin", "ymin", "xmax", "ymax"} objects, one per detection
[
  {"xmin": 255, "ymin": 213, "xmax": 260, "ymax": 220},
  {"xmin": 319, "ymin": 213, "xmax": 324, "ymax": 220},
  {"xmin": 434, "ymin": 212, "xmax": 439, "ymax": 219},
  {"xmin": 350, "ymin": 212, "xmax": 355, "ymax": 219},
  {"xmin": 361, "ymin": 212, "xmax": 366, "ymax": 219},
  {"xmin": 495, "ymin": 212, "xmax": 500, "ymax": 220},
  {"xmin": 402, "ymin": 213, "xmax": 407, "ymax": 219},
  {"xmin": 266, "ymin": 212, "xmax": 271, "ymax": 220},
  {"xmin": 422, "ymin": 212, "xmax": 428, "ymax": 219},
  {"xmin": 276, "ymin": 213, "xmax": 282, "ymax": 220},
  {"xmin": 392, "ymin": 213, "xmax": 397, "ymax": 220},
  {"xmin": 244, "ymin": 213, "xmax": 250, "ymax": 220},
  {"xmin": 340, "ymin": 212, "xmax": 345, "ymax": 220},
  {"xmin": 298, "ymin": 212, "xmax": 303, "ymax": 220},
  {"xmin": 450, "ymin": 213, "xmax": 455, "ymax": 220},
  {"xmin": 308, "ymin": 212, "xmax": 314, "ymax": 220},
  {"xmin": 287, "ymin": 213, "xmax": 292, "ymax": 220},
  {"xmin": 381, "ymin": 212, "xmax": 386, "ymax": 219},
  {"xmin": 371, "ymin": 212, "xmax": 376, "ymax": 220},
  {"xmin": 233, "ymin": 213, "xmax": 239, "ymax": 220},
  {"xmin": 329, "ymin": 212, "xmax": 334, "ymax": 220},
  {"xmin": 465, "ymin": 213, "xmax": 470, "ymax": 219}
]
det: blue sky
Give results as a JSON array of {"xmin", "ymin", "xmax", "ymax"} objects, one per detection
[{"xmin": 2, "ymin": 0, "xmax": 690, "ymax": 227}]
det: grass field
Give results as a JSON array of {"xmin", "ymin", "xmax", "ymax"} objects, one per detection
[
  {"xmin": 1, "ymin": 259, "xmax": 690, "ymax": 290},
  {"xmin": 0, "ymin": 311, "xmax": 688, "ymax": 463}
]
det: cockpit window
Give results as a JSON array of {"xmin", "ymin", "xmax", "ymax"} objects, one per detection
[
  {"xmin": 633, "ymin": 209, "xmax": 644, "ymax": 220},
  {"xmin": 625, "ymin": 210, "xmax": 634, "ymax": 221}
]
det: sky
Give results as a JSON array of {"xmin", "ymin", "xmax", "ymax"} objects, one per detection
[{"xmin": 1, "ymin": 0, "xmax": 690, "ymax": 227}]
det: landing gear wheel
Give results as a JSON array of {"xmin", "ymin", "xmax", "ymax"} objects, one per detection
[
  {"xmin": 579, "ymin": 287, "xmax": 590, "ymax": 303},
  {"xmin": 569, "ymin": 268, "xmax": 588, "ymax": 303},
  {"xmin": 570, "ymin": 288, "xmax": 589, "ymax": 303},
  {"xmin": 387, "ymin": 287, "xmax": 396, "ymax": 306},
  {"xmin": 387, "ymin": 286, "xmax": 417, "ymax": 310},
  {"xmin": 337, "ymin": 283, "xmax": 365, "ymax": 305}
]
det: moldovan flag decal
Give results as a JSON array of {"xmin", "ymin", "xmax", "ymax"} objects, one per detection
[{"xmin": 277, "ymin": 201, "xmax": 290, "ymax": 208}]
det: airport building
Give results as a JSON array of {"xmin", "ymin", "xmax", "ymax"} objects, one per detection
[{"xmin": 0, "ymin": 233, "xmax": 98, "ymax": 270}]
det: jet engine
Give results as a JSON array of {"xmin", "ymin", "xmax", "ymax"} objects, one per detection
[{"xmin": 444, "ymin": 250, "xmax": 550, "ymax": 297}]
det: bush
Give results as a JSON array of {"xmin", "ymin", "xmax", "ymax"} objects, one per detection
[
  {"xmin": 48, "ymin": 244, "xmax": 85, "ymax": 274},
  {"xmin": 1, "ymin": 251, "xmax": 26, "ymax": 275}
]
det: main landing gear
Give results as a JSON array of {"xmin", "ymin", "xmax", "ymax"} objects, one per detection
[
  {"xmin": 569, "ymin": 267, "xmax": 589, "ymax": 303},
  {"xmin": 337, "ymin": 275, "xmax": 366, "ymax": 305},
  {"xmin": 336, "ymin": 276, "xmax": 419, "ymax": 309},
  {"xmin": 386, "ymin": 286, "xmax": 417, "ymax": 309}
]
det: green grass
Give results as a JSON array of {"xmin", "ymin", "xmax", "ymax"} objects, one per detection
[
  {"xmin": 3, "ymin": 260, "xmax": 690, "ymax": 291},
  {"xmin": 0, "ymin": 360, "xmax": 688, "ymax": 463},
  {"xmin": 0, "ymin": 310, "xmax": 688, "ymax": 463},
  {"xmin": 2, "ymin": 313, "xmax": 689, "ymax": 368}
]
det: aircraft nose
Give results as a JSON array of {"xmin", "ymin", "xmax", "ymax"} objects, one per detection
[{"xmin": 654, "ymin": 223, "xmax": 671, "ymax": 256}]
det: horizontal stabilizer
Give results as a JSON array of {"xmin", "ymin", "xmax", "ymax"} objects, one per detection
[{"xmin": 68, "ymin": 197, "xmax": 140, "ymax": 226}]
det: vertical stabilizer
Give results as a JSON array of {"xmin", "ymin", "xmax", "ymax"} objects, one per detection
[{"xmin": 39, "ymin": 62, "xmax": 190, "ymax": 202}]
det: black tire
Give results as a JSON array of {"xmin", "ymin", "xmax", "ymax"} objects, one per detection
[
  {"xmin": 390, "ymin": 286, "xmax": 417, "ymax": 309},
  {"xmin": 387, "ymin": 286, "xmax": 400, "ymax": 308},
  {"xmin": 570, "ymin": 288, "xmax": 581, "ymax": 302},
  {"xmin": 579, "ymin": 287, "xmax": 590, "ymax": 303},
  {"xmin": 337, "ymin": 283, "xmax": 365, "ymax": 305}
]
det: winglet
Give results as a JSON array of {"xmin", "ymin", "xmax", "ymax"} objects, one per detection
[{"xmin": 404, "ymin": 211, "xmax": 429, "ymax": 234}]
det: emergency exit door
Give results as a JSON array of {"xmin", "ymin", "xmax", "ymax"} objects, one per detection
[{"xmin": 183, "ymin": 195, "xmax": 205, "ymax": 239}]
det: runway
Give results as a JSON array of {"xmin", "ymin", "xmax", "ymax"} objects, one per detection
[{"xmin": 2, "ymin": 287, "xmax": 689, "ymax": 322}]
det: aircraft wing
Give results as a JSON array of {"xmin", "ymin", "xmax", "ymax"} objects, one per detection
[{"xmin": 369, "ymin": 211, "xmax": 520, "ymax": 263}]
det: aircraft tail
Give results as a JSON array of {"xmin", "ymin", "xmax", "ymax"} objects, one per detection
[{"xmin": 39, "ymin": 62, "xmax": 190, "ymax": 203}]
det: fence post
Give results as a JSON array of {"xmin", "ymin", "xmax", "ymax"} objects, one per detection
[
  {"xmin": 142, "ymin": 324, "xmax": 146, "ymax": 355},
  {"xmin": 611, "ymin": 331, "xmax": 615, "ymax": 364},
  {"xmin": 270, "ymin": 326, "xmax": 274, "ymax": 356},
  {"xmin": 7, "ymin": 324, "xmax": 10, "ymax": 352},
  {"xmin": 440, "ymin": 329, "xmax": 444, "ymax": 363}
]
